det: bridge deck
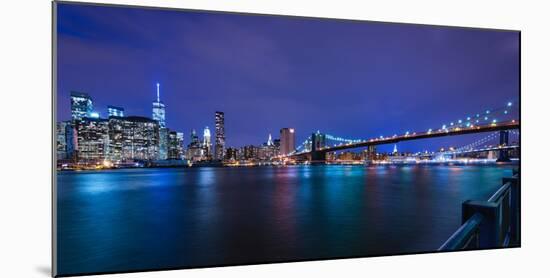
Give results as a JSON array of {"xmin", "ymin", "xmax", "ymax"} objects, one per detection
[{"xmin": 292, "ymin": 122, "xmax": 519, "ymax": 156}]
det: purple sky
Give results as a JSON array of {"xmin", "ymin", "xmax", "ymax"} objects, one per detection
[{"xmin": 55, "ymin": 3, "xmax": 519, "ymax": 152}]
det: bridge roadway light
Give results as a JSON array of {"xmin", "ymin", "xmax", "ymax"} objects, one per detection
[{"xmin": 508, "ymin": 102, "xmax": 513, "ymax": 107}]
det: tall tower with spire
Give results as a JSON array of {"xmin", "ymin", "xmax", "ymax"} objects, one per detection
[
  {"xmin": 267, "ymin": 133, "xmax": 274, "ymax": 146},
  {"xmin": 153, "ymin": 82, "xmax": 168, "ymax": 159},
  {"xmin": 152, "ymin": 82, "xmax": 166, "ymax": 128},
  {"xmin": 393, "ymin": 144, "xmax": 398, "ymax": 155}
]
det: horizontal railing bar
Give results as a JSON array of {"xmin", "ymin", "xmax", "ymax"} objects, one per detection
[
  {"xmin": 438, "ymin": 213, "xmax": 484, "ymax": 251},
  {"xmin": 488, "ymin": 182, "xmax": 511, "ymax": 203}
]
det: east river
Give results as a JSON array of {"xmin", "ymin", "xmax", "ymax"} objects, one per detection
[{"xmin": 56, "ymin": 164, "xmax": 515, "ymax": 275}]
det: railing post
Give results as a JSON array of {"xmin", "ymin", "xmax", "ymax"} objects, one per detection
[
  {"xmin": 462, "ymin": 200, "xmax": 500, "ymax": 248},
  {"xmin": 504, "ymin": 176, "xmax": 520, "ymax": 245}
]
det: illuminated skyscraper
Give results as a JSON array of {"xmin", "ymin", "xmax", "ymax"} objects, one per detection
[
  {"xmin": 187, "ymin": 129, "xmax": 203, "ymax": 162},
  {"xmin": 158, "ymin": 127, "xmax": 169, "ymax": 160},
  {"xmin": 267, "ymin": 133, "xmax": 274, "ymax": 146},
  {"xmin": 279, "ymin": 128, "xmax": 296, "ymax": 155},
  {"xmin": 176, "ymin": 132, "xmax": 185, "ymax": 160},
  {"xmin": 108, "ymin": 116, "xmax": 160, "ymax": 162},
  {"xmin": 70, "ymin": 91, "xmax": 93, "ymax": 121},
  {"xmin": 203, "ymin": 126, "xmax": 212, "ymax": 158},
  {"xmin": 152, "ymin": 83, "xmax": 166, "ymax": 128},
  {"xmin": 75, "ymin": 117, "xmax": 109, "ymax": 162},
  {"xmin": 56, "ymin": 121, "xmax": 69, "ymax": 160},
  {"xmin": 191, "ymin": 129, "xmax": 199, "ymax": 144},
  {"xmin": 168, "ymin": 131, "xmax": 184, "ymax": 160},
  {"xmin": 108, "ymin": 105, "xmax": 124, "ymax": 117},
  {"xmin": 214, "ymin": 111, "xmax": 225, "ymax": 160},
  {"xmin": 259, "ymin": 133, "xmax": 277, "ymax": 160}
]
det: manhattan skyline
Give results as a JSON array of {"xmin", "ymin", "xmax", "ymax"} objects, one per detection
[{"xmin": 56, "ymin": 3, "xmax": 519, "ymax": 152}]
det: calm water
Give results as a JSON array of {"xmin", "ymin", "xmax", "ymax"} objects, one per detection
[{"xmin": 56, "ymin": 164, "xmax": 514, "ymax": 275}]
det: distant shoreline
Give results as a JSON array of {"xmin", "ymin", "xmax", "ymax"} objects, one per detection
[{"xmin": 56, "ymin": 160, "xmax": 519, "ymax": 172}]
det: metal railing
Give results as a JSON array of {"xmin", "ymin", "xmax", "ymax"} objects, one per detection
[{"xmin": 439, "ymin": 169, "xmax": 520, "ymax": 251}]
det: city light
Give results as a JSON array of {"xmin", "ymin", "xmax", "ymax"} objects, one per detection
[{"xmin": 59, "ymin": 87, "xmax": 519, "ymax": 168}]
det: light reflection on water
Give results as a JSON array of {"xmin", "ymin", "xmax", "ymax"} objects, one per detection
[{"xmin": 57, "ymin": 164, "xmax": 515, "ymax": 276}]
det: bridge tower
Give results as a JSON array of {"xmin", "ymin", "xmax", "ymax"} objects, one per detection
[
  {"xmin": 310, "ymin": 132, "xmax": 326, "ymax": 163},
  {"xmin": 496, "ymin": 130, "xmax": 511, "ymax": 162}
]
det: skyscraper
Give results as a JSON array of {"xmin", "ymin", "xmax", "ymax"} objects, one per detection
[
  {"xmin": 214, "ymin": 111, "xmax": 225, "ymax": 160},
  {"xmin": 107, "ymin": 105, "xmax": 125, "ymax": 117},
  {"xmin": 56, "ymin": 121, "xmax": 69, "ymax": 160},
  {"xmin": 176, "ymin": 132, "xmax": 185, "ymax": 160},
  {"xmin": 187, "ymin": 129, "xmax": 203, "ymax": 162},
  {"xmin": 70, "ymin": 91, "xmax": 93, "ymax": 121},
  {"xmin": 267, "ymin": 134, "xmax": 274, "ymax": 146},
  {"xmin": 191, "ymin": 129, "xmax": 199, "ymax": 145},
  {"xmin": 280, "ymin": 128, "xmax": 296, "ymax": 155},
  {"xmin": 203, "ymin": 126, "xmax": 211, "ymax": 158},
  {"xmin": 158, "ymin": 127, "xmax": 169, "ymax": 160},
  {"xmin": 152, "ymin": 83, "xmax": 166, "ymax": 128},
  {"xmin": 75, "ymin": 117, "xmax": 109, "ymax": 162},
  {"xmin": 168, "ymin": 131, "xmax": 183, "ymax": 160},
  {"xmin": 108, "ymin": 116, "xmax": 160, "ymax": 162}
]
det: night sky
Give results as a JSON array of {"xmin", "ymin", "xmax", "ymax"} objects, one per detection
[{"xmin": 56, "ymin": 3, "xmax": 519, "ymax": 152}]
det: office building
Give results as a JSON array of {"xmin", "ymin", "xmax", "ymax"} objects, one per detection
[
  {"xmin": 108, "ymin": 116, "xmax": 160, "ymax": 162},
  {"xmin": 56, "ymin": 121, "xmax": 69, "ymax": 160},
  {"xmin": 176, "ymin": 132, "xmax": 185, "ymax": 160},
  {"xmin": 214, "ymin": 111, "xmax": 225, "ymax": 160},
  {"xmin": 203, "ymin": 126, "xmax": 211, "ymax": 159},
  {"xmin": 187, "ymin": 129, "xmax": 204, "ymax": 162},
  {"xmin": 108, "ymin": 106, "xmax": 125, "ymax": 117},
  {"xmin": 225, "ymin": 147, "xmax": 238, "ymax": 161},
  {"xmin": 158, "ymin": 127, "xmax": 169, "ymax": 160},
  {"xmin": 243, "ymin": 145, "xmax": 258, "ymax": 160},
  {"xmin": 258, "ymin": 134, "xmax": 277, "ymax": 160},
  {"xmin": 168, "ymin": 131, "xmax": 184, "ymax": 160},
  {"xmin": 76, "ymin": 117, "xmax": 109, "ymax": 162},
  {"xmin": 152, "ymin": 83, "xmax": 166, "ymax": 128},
  {"xmin": 279, "ymin": 128, "xmax": 296, "ymax": 155},
  {"xmin": 70, "ymin": 91, "xmax": 93, "ymax": 121}
]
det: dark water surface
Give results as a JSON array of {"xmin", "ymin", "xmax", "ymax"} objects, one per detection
[{"xmin": 56, "ymin": 164, "xmax": 514, "ymax": 275}]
